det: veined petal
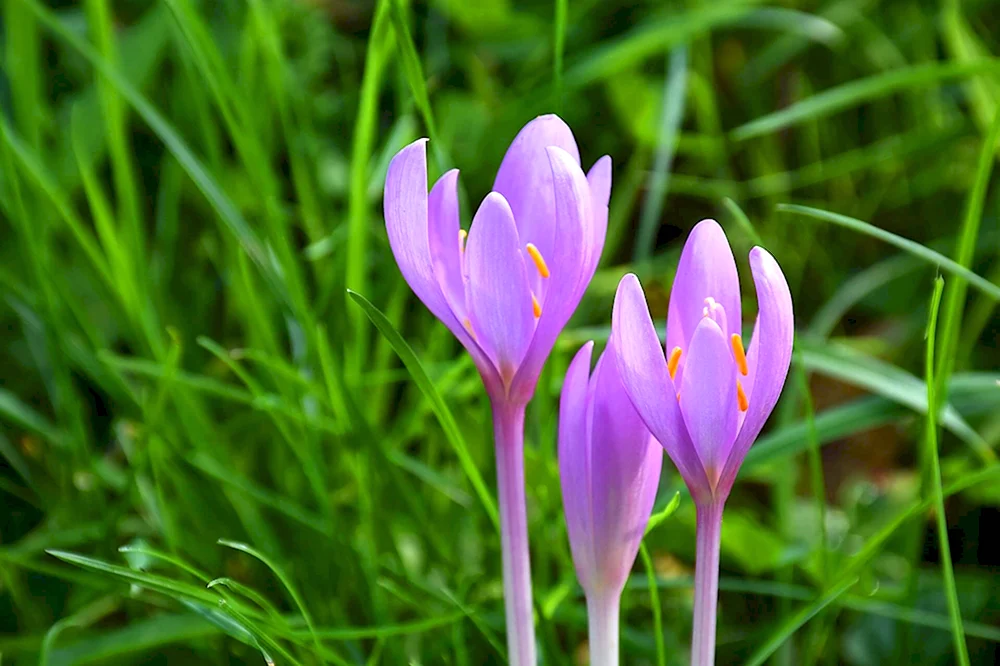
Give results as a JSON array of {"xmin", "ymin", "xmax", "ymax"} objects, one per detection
[
  {"xmin": 384, "ymin": 139, "xmax": 451, "ymax": 322},
  {"xmin": 587, "ymin": 343, "xmax": 662, "ymax": 593},
  {"xmin": 678, "ymin": 317, "xmax": 739, "ymax": 488},
  {"xmin": 510, "ymin": 146, "xmax": 593, "ymax": 400},
  {"xmin": 585, "ymin": 156, "xmax": 612, "ymax": 279},
  {"xmin": 428, "ymin": 169, "xmax": 466, "ymax": 317},
  {"xmin": 385, "ymin": 140, "xmax": 497, "ymax": 389},
  {"xmin": 718, "ymin": 247, "xmax": 793, "ymax": 495},
  {"xmin": 666, "ymin": 220, "xmax": 742, "ymax": 359},
  {"xmin": 493, "ymin": 114, "xmax": 581, "ymax": 279},
  {"xmin": 611, "ymin": 274, "xmax": 712, "ymax": 500},
  {"xmin": 465, "ymin": 192, "xmax": 536, "ymax": 385},
  {"xmin": 559, "ymin": 342, "xmax": 596, "ymax": 591}
]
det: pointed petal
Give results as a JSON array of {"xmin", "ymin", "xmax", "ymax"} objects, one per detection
[
  {"xmin": 493, "ymin": 114, "xmax": 581, "ymax": 271},
  {"xmin": 666, "ymin": 220, "xmax": 742, "ymax": 357},
  {"xmin": 559, "ymin": 342, "xmax": 596, "ymax": 591},
  {"xmin": 678, "ymin": 317, "xmax": 739, "ymax": 487},
  {"xmin": 718, "ymin": 247, "xmax": 794, "ymax": 495},
  {"xmin": 428, "ymin": 169, "xmax": 466, "ymax": 316},
  {"xmin": 465, "ymin": 192, "xmax": 536, "ymax": 383},
  {"xmin": 385, "ymin": 141, "xmax": 497, "ymax": 389},
  {"xmin": 510, "ymin": 146, "xmax": 593, "ymax": 400},
  {"xmin": 586, "ymin": 156, "xmax": 611, "ymax": 278},
  {"xmin": 384, "ymin": 139, "xmax": 450, "ymax": 321},
  {"xmin": 611, "ymin": 274, "xmax": 713, "ymax": 500},
  {"xmin": 588, "ymin": 343, "xmax": 662, "ymax": 593}
]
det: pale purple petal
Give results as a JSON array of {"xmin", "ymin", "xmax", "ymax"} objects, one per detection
[
  {"xmin": 511, "ymin": 146, "xmax": 594, "ymax": 400},
  {"xmin": 428, "ymin": 169, "xmax": 466, "ymax": 317},
  {"xmin": 587, "ymin": 343, "xmax": 662, "ymax": 593},
  {"xmin": 717, "ymin": 247, "xmax": 793, "ymax": 495},
  {"xmin": 465, "ymin": 192, "xmax": 536, "ymax": 385},
  {"xmin": 384, "ymin": 139, "xmax": 451, "ymax": 322},
  {"xmin": 678, "ymin": 317, "xmax": 739, "ymax": 488},
  {"xmin": 586, "ymin": 156, "xmax": 611, "ymax": 278},
  {"xmin": 665, "ymin": 220, "xmax": 742, "ymax": 367},
  {"xmin": 493, "ymin": 114, "xmax": 581, "ymax": 280},
  {"xmin": 559, "ymin": 342, "xmax": 596, "ymax": 591},
  {"xmin": 611, "ymin": 274, "xmax": 713, "ymax": 500},
  {"xmin": 385, "ymin": 141, "xmax": 498, "ymax": 389}
]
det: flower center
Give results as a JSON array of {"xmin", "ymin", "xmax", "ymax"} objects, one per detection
[{"xmin": 671, "ymin": 298, "xmax": 750, "ymax": 412}]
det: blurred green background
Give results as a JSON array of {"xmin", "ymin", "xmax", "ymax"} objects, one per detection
[{"xmin": 1, "ymin": 0, "xmax": 999, "ymax": 664}]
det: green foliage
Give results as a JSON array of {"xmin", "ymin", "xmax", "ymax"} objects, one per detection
[{"xmin": 1, "ymin": 0, "xmax": 999, "ymax": 664}]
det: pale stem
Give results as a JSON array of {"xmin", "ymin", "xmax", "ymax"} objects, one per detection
[
  {"xmin": 493, "ymin": 401, "xmax": 536, "ymax": 666},
  {"xmin": 587, "ymin": 588, "xmax": 621, "ymax": 666},
  {"xmin": 691, "ymin": 500, "xmax": 725, "ymax": 666}
]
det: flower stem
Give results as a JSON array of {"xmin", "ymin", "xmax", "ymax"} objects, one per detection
[
  {"xmin": 587, "ymin": 589, "xmax": 621, "ymax": 666},
  {"xmin": 492, "ymin": 401, "xmax": 536, "ymax": 666},
  {"xmin": 691, "ymin": 501, "xmax": 724, "ymax": 666}
]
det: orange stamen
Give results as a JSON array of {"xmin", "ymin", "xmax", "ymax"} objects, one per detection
[
  {"xmin": 667, "ymin": 346, "xmax": 682, "ymax": 380},
  {"xmin": 731, "ymin": 334, "xmax": 748, "ymax": 376},
  {"xmin": 737, "ymin": 380, "xmax": 748, "ymax": 412},
  {"xmin": 463, "ymin": 318, "xmax": 476, "ymax": 340},
  {"xmin": 525, "ymin": 243, "xmax": 550, "ymax": 278},
  {"xmin": 532, "ymin": 295, "xmax": 542, "ymax": 318}
]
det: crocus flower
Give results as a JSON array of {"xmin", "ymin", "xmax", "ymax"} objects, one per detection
[
  {"xmin": 384, "ymin": 115, "xmax": 610, "ymax": 666},
  {"xmin": 611, "ymin": 219, "xmax": 793, "ymax": 666},
  {"xmin": 559, "ymin": 340, "xmax": 662, "ymax": 666}
]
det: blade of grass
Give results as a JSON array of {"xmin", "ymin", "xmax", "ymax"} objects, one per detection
[
  {"xmin": 216, "ymin": 539, "xmax": 327, "ymax": 661},
  {"xmin": 731, "ymin": 60, "xmax": 1000, "ymax": 141},
  {"xmin": 934, "ymin": 108, "xmax": 1000, "ymax": 395},
  {"xmin": 346, "ymin": 0, "xmax": 393, "ymax": 383},
  {"xmin": 776, "ymin": 204, "xmax": 1000, "ymax": 301},
  {"xmin": 635, "ymin": 45, "xmax": 688, "ymax": 261},
  {"xmin": 923, "ymin": 276, "xmax": 971, "ymax": 666},
  {"xmin": 743, "ymin": 575, "xmax": 857, "ymax": 666},
  {"xmin": 639, "ymin": 543, "xmax": 666, "ymax": 666},
  {"xmin": 348, "ymin": 289, "xmax": 501, "ymax": 531}
]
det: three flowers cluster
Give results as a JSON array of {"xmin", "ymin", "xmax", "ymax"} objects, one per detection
[{"xmin": 383, "ymin": 115, "xmax": 793, "ymax": 666}]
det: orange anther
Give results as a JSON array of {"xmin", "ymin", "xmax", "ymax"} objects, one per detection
[
  {"xmin": 463, "ymin": 318, "xmax": 476, "ymax": 340},
  {"xmin": 731, "ymin": 334, "xmax": 748, "ymax": 376},
  {"xmin": 525, "ymin": 243, "xmax": 550, "ymax": 278},
  {"xmin": 532, "ymin": 295, "xmax": 542, "ymax": 318},
  {"xmin": 737, "ymin": 380, "xmax": 748, "ymax": 412},
  {"xmin": 668, "ymin": 346, "xmax": 682, "ymax": 380}
]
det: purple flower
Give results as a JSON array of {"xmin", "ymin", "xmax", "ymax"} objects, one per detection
[
  {"xmin": 611, "ymin": 219, "xmax": 793, "ymax": 503},
  {"xmin": 560, "ymin": 340, "xmax": 663, "ymax": 596},
  {"xmin": 384, "ymin": 114, "xmax": 611, "ymax": 666},
  {"xmin": 559, "ymin": 340, "xmax": 663, "ymax": 664},
  {"xmin": 610, "ymin": 219, "xmax": 792, "ymax": 666},
  {"xmin": 384, "ymin": 115, "xmax": 611, "ymax": 404}
]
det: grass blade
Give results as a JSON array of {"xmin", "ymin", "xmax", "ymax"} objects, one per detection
[
  {"xmin": 777, "ymin": 204, "xmax": 1000, "ymax": 301},
  {"xmin": 348, "ymin": 289, "xmax": 501, "ymax": 531},
  {"xmin": 732, "ymin": 60, "xmax": 1000, "ymax": 140},
  {"xmin": 923, "ymin": 276, "xmax": 972, "ymax": 666}
]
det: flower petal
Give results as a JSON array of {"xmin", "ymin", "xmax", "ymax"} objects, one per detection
[
  {"xmin": 493, "ymin": 114, "xmax": 581, "ymax": 279},
  {"xmin": 465, "ymin": 192, "xmax": 536, "ymax": 385},
  {"xmin": 717, "ymin": 247, "xmax": 794, "ymax": 495},
  {"xmin": 384, "ymin": 139, "xmax": 451, "ymax": 322},
  {"xmin": 428, "ymin": 168, "xmax": 466, "ymax": 317},
  {"xmin": 559, "ymin": 341, "xmax": 596, "ymax": 591},
  {"xmin": 666, "ymin": 220, "xmax": 742, "ymax": 374},
  {"xmin": 611, "ymin": 274, "xmax": 712, "ymax": 500},
  {"xmin": 510, "ymin": 146, "xmax": 594, "ymax": 400},
  {"xmin": 586, "ymin": 156, "xmax": 611, "ymax": 278},
  {"xmin": 678, "ymin": 317, "xmax": 739, "ymax": 488},
  {"xmin": 587, "ymin": 343, "xmax": 662, "ymax": 593}
]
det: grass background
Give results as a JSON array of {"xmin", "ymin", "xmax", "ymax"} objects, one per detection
[{"xmin": 1, "ymin": 0, "xmax": 999, "ymax": 663}]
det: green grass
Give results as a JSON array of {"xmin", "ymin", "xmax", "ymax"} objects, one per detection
[{"xmin": 2, "ymin": 0, "xmax": 1000, "ymax": 664}]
